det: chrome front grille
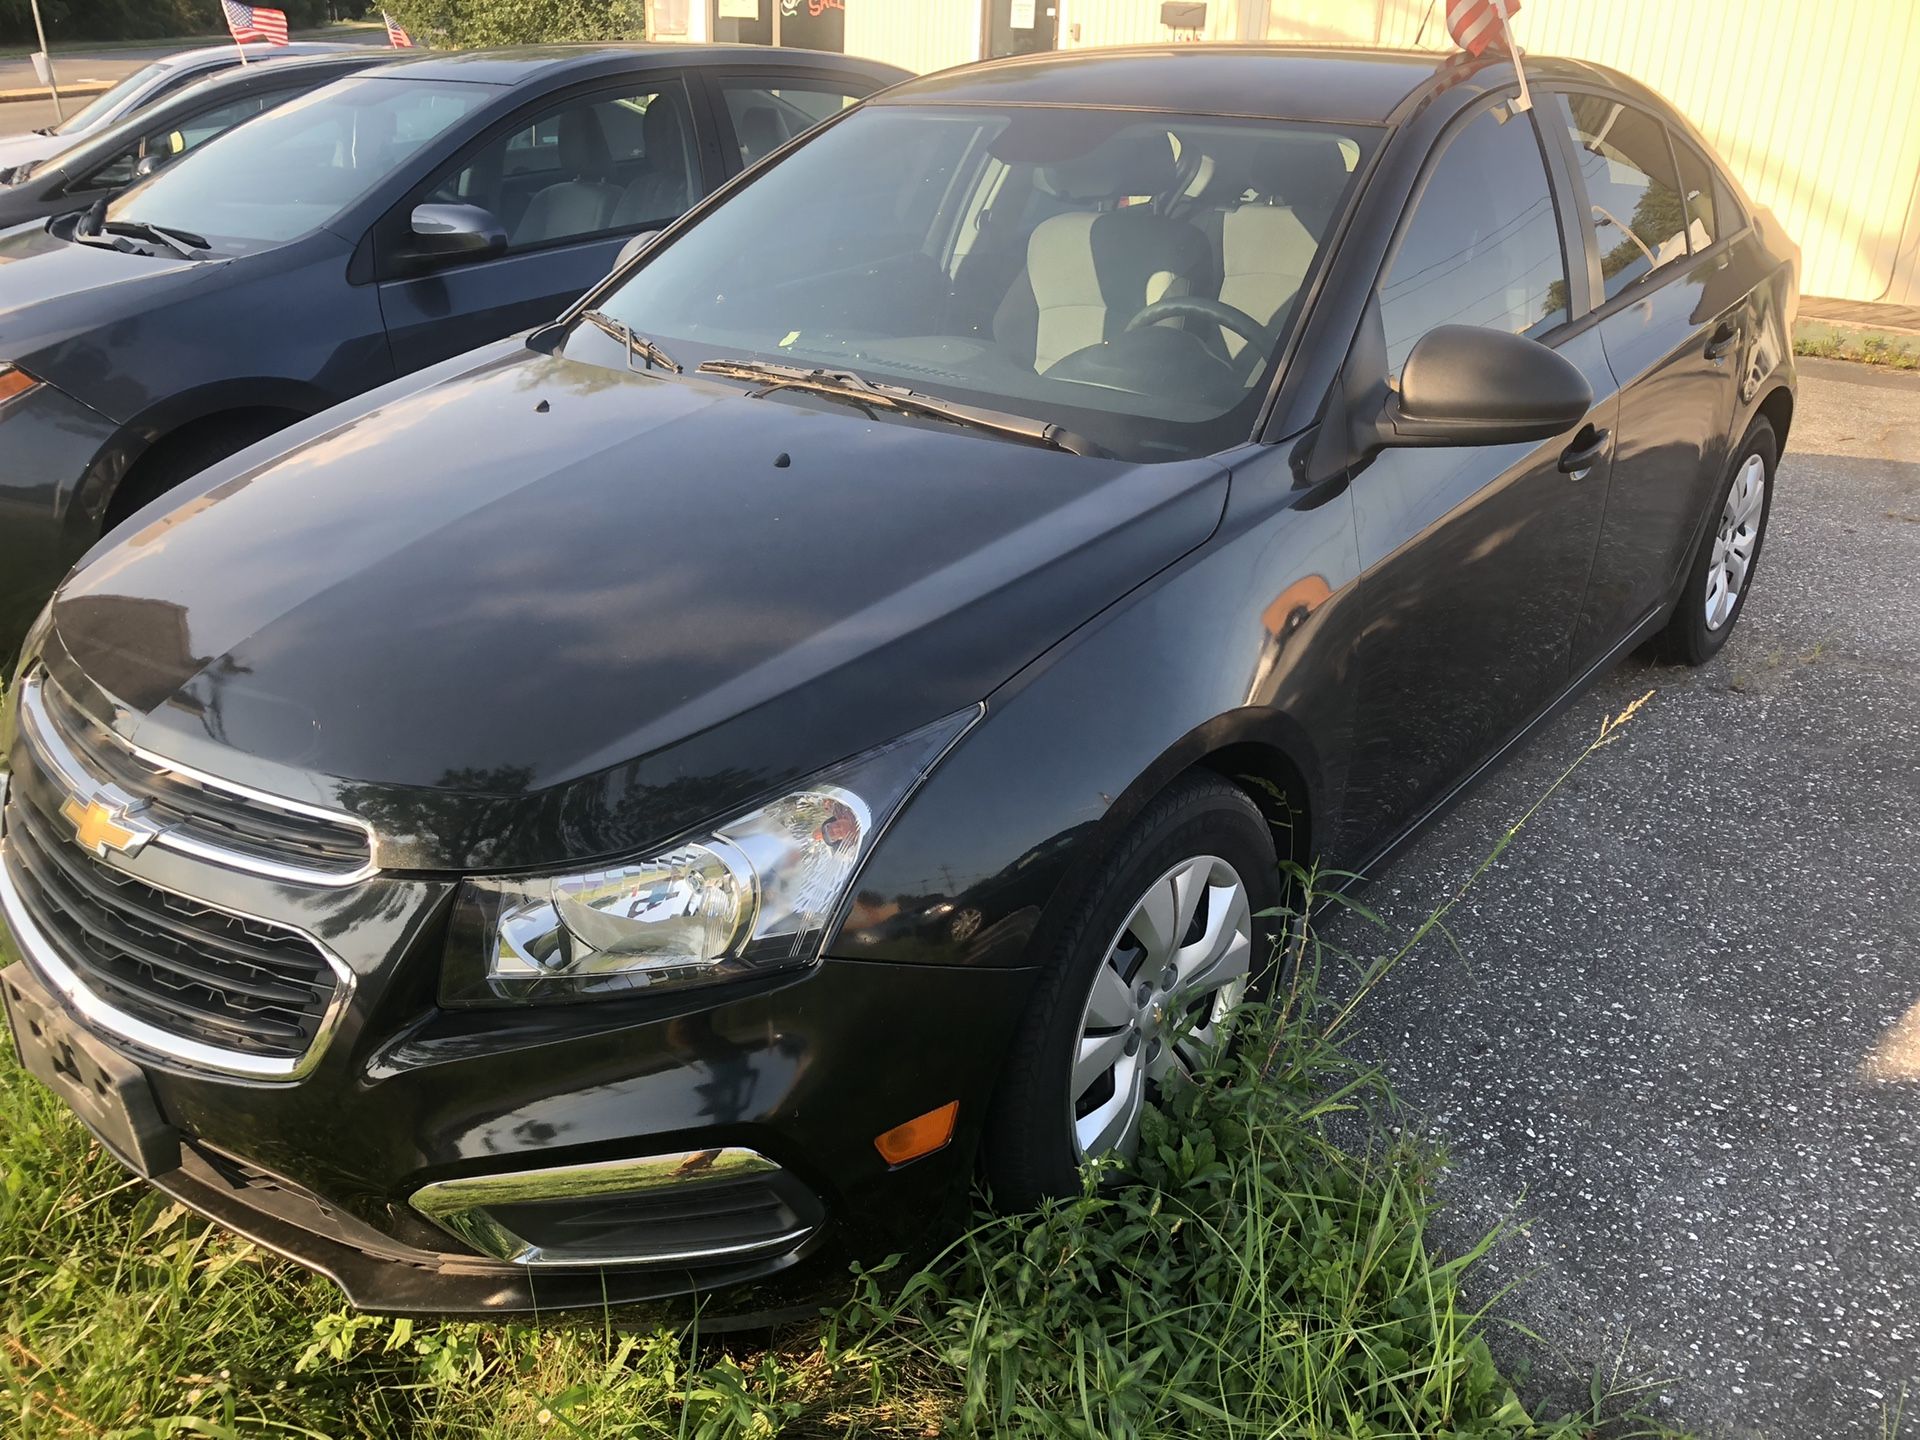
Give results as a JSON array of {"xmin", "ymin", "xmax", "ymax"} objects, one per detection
[
  {"xmin": 17, "ymin": 670, "xmax": 375, "ymax": 886},
  {"xmin": 0, "ymin": 668, "xmax": 364, "ymax": 1078},
  {"xmin": 3, "ymin": 794, "xmax": 339, "ymax": 1064}
]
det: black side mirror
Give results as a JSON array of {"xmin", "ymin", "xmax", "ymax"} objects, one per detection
[
  {"xmin": 409, "ymin": 203, "xmax": 508, "ymax": 259},
  {"xmin": 1370, "ymin": 325, "xmax": 1591, "ymax": 450}
]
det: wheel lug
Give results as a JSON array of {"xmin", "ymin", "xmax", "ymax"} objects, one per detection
[
  {"xmin": 1124, "ymin": 1032, "xmax": 1141, "ymax": 1056},
  {"xmin": 1135, "ymin": 981, "xmax": 1153, "ymax": 1006},
  {"xmin": 1161, "ymin": 967, "xmax": 1178, "ymax": 991}
]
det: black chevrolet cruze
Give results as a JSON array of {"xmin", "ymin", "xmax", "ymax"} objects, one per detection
[{"xmin": 1, "ymin": 46, "xmax": 1796, "ymax": 1313}]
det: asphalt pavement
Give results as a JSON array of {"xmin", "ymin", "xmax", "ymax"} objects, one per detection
[
  {"xmin": 1332, "ymin": 356, "xmax": 1920, "ymax": 1437},
  {"xmin": 0, "ymin": 29, "xmax": 389, "ymax": 134}
]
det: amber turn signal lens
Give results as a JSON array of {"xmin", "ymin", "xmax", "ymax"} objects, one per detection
[
  {"xmin": 0, "ymin": 366, "xmax": 39, "ymax": 405},
  {"xmin": 874, "ymin": 1100, "xmax": 959, "ymax": 1166}
]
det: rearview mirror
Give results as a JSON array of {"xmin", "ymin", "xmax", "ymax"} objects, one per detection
[
  {"xmin": 409, "ymin": 203, "xmax": 508, "ymax": 259},
  {"xmin": 612, "ymin": 229, "xmax": 662, "ymax": 273},
  {"xmin": 1372, "ymin": 325, "xmax": 1591, "ymax": 450}
]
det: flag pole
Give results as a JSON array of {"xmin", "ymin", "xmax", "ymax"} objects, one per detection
[{"xmin": 1492, "ymin": 0, "xmax": 1530, "ymax": 111}]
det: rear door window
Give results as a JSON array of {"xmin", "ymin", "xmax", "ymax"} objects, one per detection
[
  {"xmin": 1671, "ymin": 138, "xmax": 1720, "ymax": 251},
  {"xmin": 1557, "ymin": 94, "xmax": 1690, "ymax": 301},
  {"xmin": 715, "ymin": 77, "xmax": 876, "ymax": 171}
]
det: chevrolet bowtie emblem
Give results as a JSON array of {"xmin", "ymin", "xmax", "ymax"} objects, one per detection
[{"xmin": 61, "ymin": 795, "xmax": 153, "ymax": 860}]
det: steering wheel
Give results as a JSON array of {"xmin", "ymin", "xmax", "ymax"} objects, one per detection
[{"xmin": 1124, "ymin": 296, "xmax": 1274, "ymax": 380}]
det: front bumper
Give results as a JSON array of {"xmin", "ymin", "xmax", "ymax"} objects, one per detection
[{"xmin": 0, "ymin": 776, "xmax": 1034, "ymax": 1313}]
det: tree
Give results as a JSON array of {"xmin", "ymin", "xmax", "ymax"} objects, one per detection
[{"xmin": 380, "ymin": 0, "xmax": 644, "ymax": 47}]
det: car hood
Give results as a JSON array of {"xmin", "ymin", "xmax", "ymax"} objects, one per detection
[
  {"xmin": 0, "ymin": 132, "xmax": 65, "ymax": 176},
  {"xmin": 0, "ymin": 220, "xmax": 202, "ymax": 359},
  {"xmin": 39, "ymin": 345, "xmax": 1229, "ymax": 871}
]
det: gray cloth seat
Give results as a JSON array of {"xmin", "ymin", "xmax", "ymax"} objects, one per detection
[
  {"xmin": 514, "ymin": 109, "xmax": 622, "ymax": 246},
  {"xmin": 1199, "ymin": 139, "xmax": 1351, "ymax": 356},
  {"xmin": 613, "ymin": 97, "xmax": 694, "ymax": 228},
  {"xmin": 992, "ymin": 131, "xmax": 1214, "ymax": 374}
]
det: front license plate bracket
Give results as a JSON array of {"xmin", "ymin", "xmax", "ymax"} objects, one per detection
[{"xmin": 3, "ymin": 962, "xmax": 180, "ymax": 1178}]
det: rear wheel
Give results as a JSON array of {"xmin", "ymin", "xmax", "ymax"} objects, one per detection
[
  {"xmin": 1657, "ymin": 417, "xmax": 1776, "ymax": 665},
  {"xmin": 984, "ymin": 773, "xmax": 1279, "ymax": 1207}
]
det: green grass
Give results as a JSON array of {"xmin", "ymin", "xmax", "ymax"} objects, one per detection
[
  {"xmin": 1794, "ymin": 324, "xmax": 1920, "ymax": 370},
  {"xmin": 0, "ymin": 698, "xmax": 1684, "ymax": 1439}
]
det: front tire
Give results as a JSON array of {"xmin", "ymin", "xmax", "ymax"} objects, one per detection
[
  {"xmin": 1657, "ymin": 416, "xmax": 1777, "ymax": 666},
  {"xmin": 984, "ymin": 773, "xmax": 1279, "ymax": 1208}
]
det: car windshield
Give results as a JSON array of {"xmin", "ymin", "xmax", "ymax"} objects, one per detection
[
  {"xmin": 105, "ymin": 76, "xmax": 488, "ymax": 253},
  {"xmin": 54, "ymin": 61, "xmax": 169, "ymax": 134},
  {"xmin": 580, "ymin": 103, "xmax": 1375, "ymax": 462}
]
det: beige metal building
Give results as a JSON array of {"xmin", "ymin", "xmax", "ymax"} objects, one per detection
[{"xmin": 651, "ymin": 0, "xmax": 1920, "ymax": 306}]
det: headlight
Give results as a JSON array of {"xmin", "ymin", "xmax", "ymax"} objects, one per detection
[
  {"xmin": 441, "ymin": 707, "xmax": 980, "ymax": 1005},
  {"xmin": 0, "ymin": 364, "xmax": 41, "ymax": 408}
]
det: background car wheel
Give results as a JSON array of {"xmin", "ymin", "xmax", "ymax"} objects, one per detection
[
  {"xmin": 984, "ymin": 772, "xmax": 1279, "ymax": 1208},
  {"xmin": 1657, "ymin": 417, "xmax": 1777, "ymax": 666}
]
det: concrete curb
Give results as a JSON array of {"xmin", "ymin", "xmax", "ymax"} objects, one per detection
[{"xmin": 0, "ymin": 83, "xmax": 112, "ymax": 103}]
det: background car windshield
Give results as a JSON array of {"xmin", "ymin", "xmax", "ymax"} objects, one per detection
[
  {"xmin": 54, "ymin": 62, "xmax": 167, "ymax": 133},
  {"xmin": 585, "ymin": 104, "xmax": 1374, "ymax": 462},
  {"xmin": 107, "ymin": 77, "xmax": 487, "ymax": 251}
]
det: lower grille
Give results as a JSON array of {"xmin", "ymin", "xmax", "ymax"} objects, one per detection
[{"xmin": 3, "ymin": 783, "xmax": 341, "ymax": 1069}]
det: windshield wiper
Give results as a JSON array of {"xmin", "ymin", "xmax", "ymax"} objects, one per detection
[
  {"xmin": 579, "ymin": 309, "xmax": 681, "ymax": 373},
  {"xmin": 103, "ymin": 219, "xmax": 210, "ymax": 259},
  {"xmin": 70, "ymin": 211, "xmax": 210, "ymax": 260},
  {"xmin": 694, "ymin": 359, "xmax": 1104, "ymax": 458}
]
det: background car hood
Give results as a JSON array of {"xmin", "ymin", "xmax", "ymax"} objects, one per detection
[
  {"xmin": 40, "ymin": 346, "xmax": 1229, "ymax": 870},
  {"xmin": 0, "ymin": 132, "xmax": 64, "ymax": 175}
]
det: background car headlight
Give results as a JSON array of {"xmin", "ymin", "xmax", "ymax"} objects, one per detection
[{"xmin": 441, "ymin": 707, "xmax": 980, "ymax": 1005}]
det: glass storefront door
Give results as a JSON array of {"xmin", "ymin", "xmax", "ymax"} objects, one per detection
[{"xmin": 711, "ymin": 0, "xmax": 846, "ymax": 52}]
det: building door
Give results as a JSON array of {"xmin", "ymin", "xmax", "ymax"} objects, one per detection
[
  {"xmin": 710, "ymin": 0, "xmax": 845, "ymax": 52},
  {"xmin": 985, "ymin": 0, "xmax": 1058, "ymax": 58}
]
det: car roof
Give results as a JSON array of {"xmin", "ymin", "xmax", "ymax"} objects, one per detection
[
  {"xmin": 158, "ymin": 41, "xmax": 357, "ymax": 71},
  {"xmin": 377, "ymin": 42, "xmax": 909, "ymax": 87},
  {"xmin": 879, "ymin": 44, "xmax": 1631, "ymax": 126}
]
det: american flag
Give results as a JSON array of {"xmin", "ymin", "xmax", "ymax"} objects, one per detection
[
  {"xmin": 1445, "ymin": 0, "xmax": 1520, "ymax": 56},
  {"xmin": 222, "ymin": 1, "xmax": 290, "ymax": 47},
  {"xmin": 382, "ymin": 11, "xmax": 414, "ymax": 47}
]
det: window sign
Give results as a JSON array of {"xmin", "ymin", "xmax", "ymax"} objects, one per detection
[{"xmin": 1011, "ymin": 0, "xmax": 1036, "ymax": 28}]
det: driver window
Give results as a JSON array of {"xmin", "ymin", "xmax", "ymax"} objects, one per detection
[
  {"xmin": 428, "ymin": 82, "xmax": 696, "ymax": 253},
  {"xmin": 89, "ymin": 95, "xmax": 274, "ymax": 188},
  {"xmin": 1379, "ymin": 104, "xmax": 1569, "ymax": 381}
]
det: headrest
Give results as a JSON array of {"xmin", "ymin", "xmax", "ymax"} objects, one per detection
[
  {"xmin": 737, "ymin": 105, "xmax": 785, "ymax": 163},
  {"xmin": 643, "ymin": 96, "xmax": 685, "ymax": 161},
  {"xmin": 1249, "ymin": 139, "xmax": 1351, "ymax": 226},
  {"xmin": 350, "ymin": 106, "xmax": 396, "ymax": 168},
  {"xmin": 558, "ymin": 108, "xmax": 611, "ymax": 177},
  {"xmin": 1037, "ymin": 129, "xmax": 1179, "ymax": 203}
]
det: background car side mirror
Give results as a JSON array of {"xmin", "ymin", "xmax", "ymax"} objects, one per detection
[
  {"xmin": 1372, "ymin": 325, "xmax": 1591, "ymax": 449},
  {"xmin": 133, "ymin": 153, "xmax": 169, "ymax": 179},
  {"xmin": 409, "ymin": 203, "xmax": 508, "ymax": 260},
  {"xmin": 612, "ymin": 229, "xmax": 661, "ymax": 274}
]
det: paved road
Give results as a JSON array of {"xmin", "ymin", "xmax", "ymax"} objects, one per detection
[
  {"xmin": 1335, "ymin": 357, "xmax": 1920, "ymax": 1437},
  {"xmin": 0, "ymin": 30, "xmax": 389, "ymax": 135}
]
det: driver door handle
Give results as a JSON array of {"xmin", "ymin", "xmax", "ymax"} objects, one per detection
[
  {"xmin": 1558, "ymin": 425, "xmax": 1610, "ymax": 478},
  {"xmin": 1705, "ymin": 320, "xmax": 1741, "ymax": 361}
]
